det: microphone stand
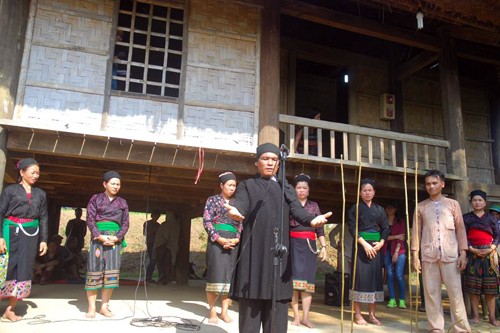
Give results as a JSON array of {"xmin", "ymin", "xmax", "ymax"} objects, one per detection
[{"xmin": 271, "ymin": 145, "xmax": 289, "ymax": 333}]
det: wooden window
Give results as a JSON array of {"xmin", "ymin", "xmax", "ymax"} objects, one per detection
[{"xmin": 113, "ymin": 0, "xmax": 184, "ymax": 98}]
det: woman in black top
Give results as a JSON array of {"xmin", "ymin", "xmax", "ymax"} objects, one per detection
[
  {"xmin": 347, "ymin": 178, "xmax": 389, "ymax": 326},
  {"xmin": 0, "ymin": 158, "xmax": 48, "ymax": 321}
]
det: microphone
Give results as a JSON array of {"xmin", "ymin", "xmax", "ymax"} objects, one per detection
[
  {"xmin": 279, "ymin": 144, "xmax": 289, "ymax": 155},
  {"xmin": 279, "ymin": 144, "xmax": 289, "ymax": 161}
]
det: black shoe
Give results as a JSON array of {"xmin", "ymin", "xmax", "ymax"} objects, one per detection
[{"xmin": 418, "ymin": 305, "xmax": 426, "ymax": 312}]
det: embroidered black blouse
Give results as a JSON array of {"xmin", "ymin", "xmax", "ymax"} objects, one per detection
[{"xmin": 0, "ymin": 183, "xmax": 48, "ymax": 242}]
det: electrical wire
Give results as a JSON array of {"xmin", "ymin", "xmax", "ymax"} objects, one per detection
[
  {"xmin": 21, "ymin": 156, "xmax": 290, "ymax": 331},
  {"xmin": 22, "ymin": 165, "xmax": 200, "ymax": 331}
]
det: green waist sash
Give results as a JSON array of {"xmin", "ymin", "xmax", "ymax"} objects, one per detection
[
  {"xmin": 359, "ymin": 231, "xmax": 381, "ymax": 242},
  {"xmin": 96, "ymin": 221, "xmax": 127, "ymax": 248},
  {"xmin": 3, "ymin": 218, "xmax": 40, "ymax": 253},
  {"xmin": 215, "ymin": 223, "xmax": 237, "ymax": 234}
]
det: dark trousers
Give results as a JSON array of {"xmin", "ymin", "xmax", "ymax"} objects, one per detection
[
  {"xmin": 238, "ymin": 298, "xmax": 289, "ymax": 333},
  {"xmin": 155, "ymin": 245, "xmax": 172, "ymax": 283},
  {"xmin": 145, "ymin": 245, "xmax": 156, "ymax": 281}
]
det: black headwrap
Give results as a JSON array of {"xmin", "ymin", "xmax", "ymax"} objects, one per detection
[
  {"xmin": 219, "ymin": 171, "xmax": 236, "ymax": 184},
  {"xmin": 17, "ymin": 158, "xmax": 38, "ymax": 170},
  {"xmin": 360, "ymin": 178, "xmax": 376, "ymax": 190},
  {"xmin": 256, "ymin": 142, "xmax": 280, "ymax": 160},
  {"xmin": 470, "ymin": 190, "xmax": 487, "ymax": 201},
  {"xmin": 294, "ymin": 173, "xmax": 310, "ymax": 186},
  {"xmin": 103, "ymin": 170, "xmax": 121, "ymax": 182}
]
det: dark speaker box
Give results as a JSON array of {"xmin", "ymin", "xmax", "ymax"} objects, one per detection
[{"xmin": 324, "ymin": 272, "xmax": 350, "ymax": 306}]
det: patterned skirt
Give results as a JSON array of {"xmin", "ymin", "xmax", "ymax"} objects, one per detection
[
  {"xmin": 464, "ymin": 245, "xmax": 499, "ymax": 295},
  {"xmin": 205, "ymin": 230, "xmax": 238, "ymax": 294},
  {"xmin": 349, "ymin": 240, "xmax": 384, "ymax": 303},
  {"xmin": 290, "ymin": 237, "xmax": 317, "ymax": 293},
  {"xmin": 0, "ymin": 225, "xmax": 39, "ymax": 299},
  {"xmin": 85, "ymin": 230, "xmax": 123, "ymax": 290}
]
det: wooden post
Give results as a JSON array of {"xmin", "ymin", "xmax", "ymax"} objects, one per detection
[
  {"xmin": 48, "ymin": 201, "xmax": 62, "ymax": 239},
  {"xmin": 438, "ymin": 28, "xmax": 468, "ymax": 210},
  {"xmin": 258, "ymin": 0, "xmax": 281, "ymax": 145},
  {"xmin": 174, "ymin": 208, "xmax": 191, "ymax": 285},
  {"xmin": 491, "ymin": 68, "xmax": 500, "ymax": 184},
  {"xmin": 389, "ymin": 44, "xmax": 405, "ymax": 167},
  {"xmin": 0, "ymin": 127, "xmax": 7, "ymax": 193}
]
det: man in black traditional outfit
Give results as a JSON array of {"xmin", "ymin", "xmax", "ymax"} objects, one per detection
[{"xmin": 225, "ymin": 142, "xmax": 331, "ymax": 333}]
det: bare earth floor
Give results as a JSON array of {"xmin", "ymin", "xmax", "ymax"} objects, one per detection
[{"xmin": 0, "ymin": 280, "xmax": 497, "ymax": 333}]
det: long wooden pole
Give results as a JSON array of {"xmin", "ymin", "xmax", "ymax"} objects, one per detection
[
  {"xmin": 403, "ymin": 160, "xmax": 413, "ymax": 332},
  {"xmin": 350, "ymin": 149, "xmax": 362, "ymax": 333},
  {"xmin": 340, "ymin": 156, "xmax": 346, "ymax": 333},
  {"xmin": 414, "ymin": 162, "xmax": 419, "ymax": 332}
]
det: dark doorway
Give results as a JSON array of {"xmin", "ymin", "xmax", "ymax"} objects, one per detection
[{"xmin": 295, "ymin": 58, "xmax": 348, "ymax": 158}]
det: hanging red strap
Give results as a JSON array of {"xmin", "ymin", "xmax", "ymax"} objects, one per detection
[{"xmin": 194, "ymin": 147, "xmax": 205, "ymax": 184}]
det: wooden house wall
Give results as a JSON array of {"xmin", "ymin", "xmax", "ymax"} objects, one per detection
[
  {"xmin": 461, "ymin": 87, "xmax": 495, "ymax": 184},
  {"xmin": 401, "ymin": 77, "xmax": 494, "ymax": 184},
  {"xmin": 10, "ymin": 0, "xmax": 496, "ymax": 184},
  {"xmin": 354, "ymin": 65, "xmax": 391, "ymax": 164},
  {"xmin": 402, "ymin": 77, "xmax": 446, "ymax": 169},
  {"xmin": 18, "ymin": 0, "xmax": 113, "ymax": 131},
  {"xmin": 183, "ymin": 0, "xmax": 259, "ymax": 148},
  {"xmin": 14, "ymin": 0, "xmax": 260, "ymax": 152}
]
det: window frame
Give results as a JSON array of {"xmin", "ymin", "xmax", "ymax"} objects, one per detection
[{"xmin": 111, "ymin": 0, "xmax": 185, "ymax": 100}]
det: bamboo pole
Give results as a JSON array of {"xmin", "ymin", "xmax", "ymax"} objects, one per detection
[
  {"xmin": 350, "ymin": 148, "xmax": 362, "ymax": 333},
  {"xmin": 340, "ymin": 156, "xmax": 346, "ymax": 333},
  {"xmin": 414, "ymin": 162, "xmax": 419, "ymax": 332},
  {"xmin": 403, "ymin": 160, "xmax": 413, "ymax": 332}
]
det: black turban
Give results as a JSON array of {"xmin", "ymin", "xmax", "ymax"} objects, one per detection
[
  {"xmin": 17, "ymin": 158, "xmax": 38, "ymax": 170},
  {"xmin": 360, "ymin": 178, "xmax": 376, "ymax": 190},
  {"xmin": 294, "ymin": 173, "xmax": 310, "ymax": 185},
  {"xmin": 470, "ymin": 190, "xmax": 487, "ymax": 201},
  {"xmin": 256, "ymin": 142, "xmax": 280, "ymax": 160},
  {"xmin": 219, "ymin": 171, "xmax": 236, "ymax": 184},
  {"xmin": 103, "ymin": 170, "xmax": 121, "ymax": 182}
]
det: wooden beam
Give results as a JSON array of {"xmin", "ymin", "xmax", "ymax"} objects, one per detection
[
  {"xmin": 456, "ymin": 43, "xmax": 500, "ymax": 66},
  {"xmin": 259, "ymin": 0, "xmax": 281, "ymax": 144},
  {"xmin": 396, "ymin": 50, "xmax": 440, "ymax": 80},
  {"xmin": 5, "ymin": 131, "xmax": 256, "ymax": 174},
  {"xmin": 281, "ymin": 0, "xmax": 441, "ymax": 52},
  {"xmin": 449, "ymin": 26, "xmax": 500, "ymax": 48}
]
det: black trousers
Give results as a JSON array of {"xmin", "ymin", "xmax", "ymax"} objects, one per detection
[
  {"xmin": 154, "ymin": 245, "xmax": 172, "ymax": 283},
  {"xmin": 145, "ymin": 245, "xmax": 156, "ymax": 281},
  {"xmin": 238, "ymin": 298, "xmax": 289, "ymax": 333}
]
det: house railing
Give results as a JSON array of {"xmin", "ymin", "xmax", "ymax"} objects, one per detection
[{"xmin": 280, "ymin": 114, "xmax": 450, "ymax": 174}]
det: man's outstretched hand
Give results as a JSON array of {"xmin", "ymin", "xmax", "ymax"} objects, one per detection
[
  {"xmin": 224, "ymin": 203, "xmax": 245, "ymax": 222},
  {"xmin": 311, "ymin": 212, "xmax": 332, "ymax": 228}
]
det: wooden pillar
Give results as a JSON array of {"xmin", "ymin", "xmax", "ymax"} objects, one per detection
[
  {"xmin": 438, "ymin": 28, "xmax": 468, "ymax": 210},
  {"xmin": 174, "ymin": 208, "xmax": 191, "ymax": 285},
  {"xmin": 491, "ymin": 69, "xmax": 500, "ymax": 184},
  {"xmin": 0, "ymin": 127, "xmax": 7, "ymax": 192},
  {"xmin": 258, "ymin": 0, "xmax": 281, "ymax": 145},
  {"xmin": 0, "ymin": 0, "xmax": 30, "ymax": 119},
  {"xmin": 48, "ymin": 201, "xmax": 62, "ymax": 239},
  {"xmin": 389, "ymin": 44, "xmax": 405, "ymax": 168}
]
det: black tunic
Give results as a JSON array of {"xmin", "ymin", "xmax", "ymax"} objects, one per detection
[
  {"xmin": 230, "ymin": 175, "xmax": 314, "ymax": 300},
  {"xmin": 0, "ymin": 183, "xmax": 48, "ymax": 242},
  {"xmin": 347, "ymin": 201, "xmax": 389, "ymax": 301}
]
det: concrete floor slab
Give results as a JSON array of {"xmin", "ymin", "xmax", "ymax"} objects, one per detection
[{"xmin": 0, "ymin": 280, "xmax": 496, "ymax": 332}]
